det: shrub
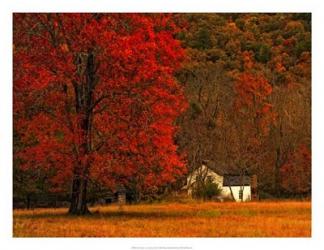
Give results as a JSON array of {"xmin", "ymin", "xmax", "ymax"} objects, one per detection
[{"xmin": 193, "ymin": 180, "xmax": 222, "ymax": 200}]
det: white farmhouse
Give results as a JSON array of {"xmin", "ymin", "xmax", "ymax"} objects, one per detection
[{"xmin": 186, "ymin": 160, "xmax": 257, "ymax": 202}]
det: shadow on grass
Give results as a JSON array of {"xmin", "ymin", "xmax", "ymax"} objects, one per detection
[
  {"xmin": 14, "ymin": 207, "xmax": 269, "ymax": 220},
  {"xmin": 17, "ymin": 203, "xmax": 307, "ymax": 220},
  {"xmin": 14, "ymin": 209, "xmax": 199, "ymax": 220}
]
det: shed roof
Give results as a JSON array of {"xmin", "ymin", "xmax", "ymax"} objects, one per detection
[
  {"xmin": 116, "ymin": 185, "xmax": 126, "ymax": 193},
  {"xmin": 223, "ymin": 175, "xmax": 251, "ymax": 186}
]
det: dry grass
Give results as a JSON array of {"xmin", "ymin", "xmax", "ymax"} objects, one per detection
[{"xmin": 13, "ymin": 201, "xmax": 311, "ymax": 237}]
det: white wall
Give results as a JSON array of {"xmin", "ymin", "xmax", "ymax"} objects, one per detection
[{"xmin": 221, "ymin": 186, "xmax": 251, "ymax": 202}]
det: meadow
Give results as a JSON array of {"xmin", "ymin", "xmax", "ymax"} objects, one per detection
[{"xmin": 13, "ymin": 201, "xmax": 311, "ymax": 237}]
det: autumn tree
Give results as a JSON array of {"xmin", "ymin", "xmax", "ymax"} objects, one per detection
[
  {"xmin": 280, "ymin": 144, "xmax": 311, "ymax": 195},
  {"xmin": 13, "ymin": 14, "xmax": 187, "ymax": 214},
  {"xmin": 230, "ymin": 51, "xmax": 276, "ymax": 178}
]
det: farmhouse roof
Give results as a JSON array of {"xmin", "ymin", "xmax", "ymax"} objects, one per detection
[
  {"xmin": 223, "ymin": 175, "xmax": 251, "ymax": 186},
  {"xmin": 202, "ymin": 160, "xmax": 228, "ymax": 175},
  {"xmin": 201, "ymin": 160, "xmax": 252, "ymax": 176}
]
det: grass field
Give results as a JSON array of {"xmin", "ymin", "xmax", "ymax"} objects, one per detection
[{"xmin": 13, "ymin": 201, "xmax": 311, "ymax": 237}]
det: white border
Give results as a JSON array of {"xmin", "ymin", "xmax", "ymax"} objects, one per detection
[
  {"xmin": 1, "ymin": 1, "xmax": 324, "ymax": 250},
  {"xmin": 1, "ymin": 0, "xmax": 316, "ymax": 13}
]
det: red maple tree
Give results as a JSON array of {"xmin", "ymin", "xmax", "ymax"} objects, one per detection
[{"xmin": 14, "ymin": 14, "xmax": 188, "ymax": 214}]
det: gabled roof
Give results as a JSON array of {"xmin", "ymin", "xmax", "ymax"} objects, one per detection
[
  {"xmin": 201, "ymin": 160, "xmax": 251, "ymax": 176},
  {"xmin": 202, "ymin": 160, "xmax": 228, "ymax": 176}
]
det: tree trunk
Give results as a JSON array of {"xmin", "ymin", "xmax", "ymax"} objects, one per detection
[
  {"xmin": 68, "ymin": 114, "xmax": 91, "ymax": 215},
  {"xmin": 68, "ymin": 51, "xmax": 96, "ymax": 215},
  {"xmin": 26, "ymin": 193, "xmax": 31, "ymax": 209},
  {"xmin": 229, "ymin": 185, "xmax": 235, "ymax": 201},
  {"xmin": 274, "ymin": 147, "xmax": 281, "ymax": 197},
  {"xmin": 69, "ymin": 177, "xmax": 90, "ymax": 215}
]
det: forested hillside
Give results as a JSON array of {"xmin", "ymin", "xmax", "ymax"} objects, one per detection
[{"xmin": 176, "ymin": 13, "xmax": 311, "ymax": 197}]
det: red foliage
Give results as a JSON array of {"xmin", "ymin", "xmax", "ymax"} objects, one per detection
[
  {"xmin": 234, "ymin": 71, "xmax": 275, "ymax": 136},
  {"xmin": 14, "ymin": 14, "xmax": 187, "ymax": 194},
  {"xmin": 280, "ymin": 144, "xmax": 311, "ymax": 194}
]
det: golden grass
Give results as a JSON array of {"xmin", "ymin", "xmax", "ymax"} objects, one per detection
[{"xmin": 13, "ymin": 201, "xmax": 311, "ymax": 237}]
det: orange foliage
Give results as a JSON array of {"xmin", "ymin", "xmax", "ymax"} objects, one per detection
[
  {"xmin": 234, "ymin": 72, "xmax": 276, "ymax": 136},
  {"xmin": 280, "ymin": 144, "xmax": 311, "ymax": 194},
  {"xmin": 242, "ymin": 51, "xmax": 254, "ymax": 70}
]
